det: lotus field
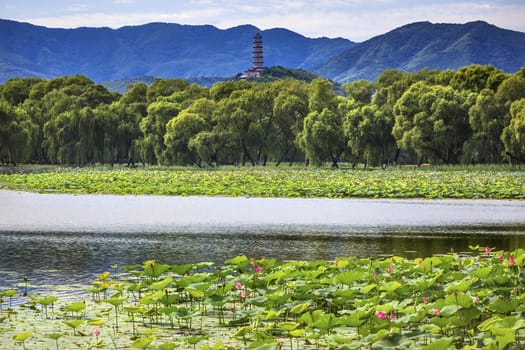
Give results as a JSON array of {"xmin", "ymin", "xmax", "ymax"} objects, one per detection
[
  {"xmin": 0, "ymin": 166, "xmax": 523, "ymax": 199},
  {"xmin": 1, "ymin": 248, "xmax": 525, "ymax": 349}
]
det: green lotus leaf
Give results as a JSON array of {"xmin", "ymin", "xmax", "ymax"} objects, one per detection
[
  {"xmin": 104, "ymin": 297, "xmax": 127, "ymax": 307},
  {"xmin": 142, "ymin": 260, "xmax": 170, "ymax": 278},
  {"xmin": 13, "ymin": 331, "xmax": 33, "ymax": 342},
  {"xmin": 277, "ymin": 321, "xmax": 300, "ymax": 331},
  {"xmin": 131, "ymin": 335, "xmax": 156, "ymax": 349},
  {"xmin": 420, "ymin": 337, "xmax": 455, "ymax": 350},
  {"xmin": 185, "ymin": 287, "xmax": 205, "ymax": 299},
  {"xmin": 339, "ymin": 312, "xmax": 367, "ymax": 327},
  {"xmin": 471, "ymin": 266, "xmax": 493, "ymax": 278},
  {"xmin": 46, "ymin": 333, "xmax": 65, "ymax": 340},
  {"xmin": 372, "ymin": 333, "xmax": 412, "ymax": 349},
  {"xmin": 37, "ymin": 295, "xmax": 58, "ymax": 306},
  {"xmin": 234, "ymin": 325, "xmax": 253, "ymax": 338},
  {"xmin": 170, "ymin": 264, "xmax": 193, "ymax": 275},
  {"xmin": 488, "ymin": 298, "xmax": 518, "ymax": 314},
  {"xmin": 158, "ymin": 342, "xmax": 178, "ymax": 350},
  {"xmin": 139, "ymin": 291, "xmax": 164, "ymax": 304},
  {"xmin": 290, "ymin": 302, "xmax": 311, "ymax": 315},
  {"xmin": 362, "ymin": 283, "xmax": 377, "ymax": 294},
  {"xmin": 313, "ymin": 313, "xmax": 338, "ymax": 333},
  {"xmin": 444, "ymin": 278, "xmax": 477, "ymax": 293},
  {"xmin": 334, "ymin": 271, "xmax": 363, "ymax": 285},
  {"xmin": 63, "ymin": 301, "xmax": 85, "ymax": 313},
  {"xmin": 148, "ymin": 277, "xmax": 173, "ymax": 291},
  {"xmin": 225, "ymin": 255, "xmax": 249, "ymax": 269},
  {"xmin": 380, "ymin": 281, "xmax": 402, "ymax": 293}
]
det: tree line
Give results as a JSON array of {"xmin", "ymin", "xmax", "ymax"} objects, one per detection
[{"xmin": 1, "ymin": 64, "xmax": 525, "ymax": 167}]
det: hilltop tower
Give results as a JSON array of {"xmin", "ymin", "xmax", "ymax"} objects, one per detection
[
  {"xmin": 252, "ymin": 32, "xmax": 264, "ymax": 71},
  {"xmin": 242, "ymin": 32, "xmax": 265, "ymax": 78}
]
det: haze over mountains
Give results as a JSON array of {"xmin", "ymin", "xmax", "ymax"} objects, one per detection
[{"xmin": 1, "ymin": 19, "xmax": 524, "ymax": 85}]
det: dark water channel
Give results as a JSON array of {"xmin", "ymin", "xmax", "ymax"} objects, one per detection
[{"xmin": 1, "ymin": 190, "xmax": 525, "ymax": 288}]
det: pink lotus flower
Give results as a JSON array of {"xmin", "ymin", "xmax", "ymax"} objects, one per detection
[
  {"xmin": 235, "ymin": 282, "xmax": 243, "ymax": 290},
  {"xmin": 509, "ymin": 256, "xmax": 515, "ymax": 266},
  {"xmin": 499, "ymin": 254, "xmax": 505, "ymax": 262},
  {"xmin": 387, "ymin": 267, "xmax": 393, "ymax": 274},
  {"xmin": 255, "ymin": 265, "xmax": 263, "ymax": 274},
  {"xmin": 92, "ymin": 329, "xmax": 100, "ymax": 337},
  {"xmin": 485, "ymin": 246, "xmax": 492, "ymax": 255},
  {"xmin": 402, "ymin": 275, "xmax": 407, "ymax": 282},
  {"xmin": 240, "ymin": 290, "xmax": 247, "ymax": 298},
  {"xmin": 389, "ymin": 313, "xmax": 395, "ymax": 320},
  {"xmin": 432, "ymin": 308, "xmax": 440, "ymax": 316},
  {"xmin": 423, "ymin": 296, "xmax": 428, "ymax": 304},
  {"xmin": 375, "ymin": 311, "xmax": 387, "ymax": 320}
]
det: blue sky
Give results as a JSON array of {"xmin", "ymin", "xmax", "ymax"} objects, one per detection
[{"xmin": 1, "ymin": 0, "xmax": 524, "ymax": 41}]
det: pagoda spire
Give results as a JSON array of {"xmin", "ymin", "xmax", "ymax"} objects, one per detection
[{"xmin": 252, "ymin": 32, "xmax": 264, "ymax": 71}]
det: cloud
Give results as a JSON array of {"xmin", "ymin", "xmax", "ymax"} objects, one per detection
[
  {"xmin": 15, "ymin": 0, "xmax": 525, "ymax": 40},
  {"xmin": 66, "ymin": 4, "xmax": 89, "ymax": 13}
]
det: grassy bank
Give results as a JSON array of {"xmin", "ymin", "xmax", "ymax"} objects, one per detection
[
  {"xmin": 1, "ymin": 248, "xmax": 524, "ymax": 349},
  {"xmin": 0, "ymin": 165, "xmax": 523, "ymax": 199}
]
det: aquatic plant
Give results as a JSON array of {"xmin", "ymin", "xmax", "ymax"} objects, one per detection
[
  {"xmin": 12, "ymin": 331, "xmax": 33, "ymax": 350},
  {"xmin": 1, "ymin": 166, "xmax": 523, "ymax": 199},
  {"xmin": 1, "ymin": 248, "xmax": 525, "ymax": 349}
]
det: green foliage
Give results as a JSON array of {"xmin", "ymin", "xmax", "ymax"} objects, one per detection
[
  {"xmin": 2, "ymin": 66, "xmax": 525, "ymax": 167},
  {"xmin": 2, "ymin": 248, "xmax": 525, "ymax": 349},
  {"xmin": 0, "ymin": 166, "xmax": 523, "ymax": 199}
]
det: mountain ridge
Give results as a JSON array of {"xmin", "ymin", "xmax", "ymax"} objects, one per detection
[
  {"xmin": 0, "ymin": 19, "xmax": 354, "ymax": 83},
  {"xmin": 1, "ymin": 19, "xmax": 524, "ymax": 84},
  {"xmin": 313, "ymin": 20, "xmax": 525, "ymax": 82}
]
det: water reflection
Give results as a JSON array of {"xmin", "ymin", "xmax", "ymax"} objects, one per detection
[{"xmin": 1, "ymin": 226, "xmax": 525, "ymax": 287}]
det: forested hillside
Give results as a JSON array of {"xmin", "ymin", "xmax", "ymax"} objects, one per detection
[
  {"xmin": 0, "ymin": 19, "xmax": 354, "ymax": 83},
  {"xmin": 315, "ymin": 21, "xmax": 525, "ymax": 82},
  {"xmin": 1, "ymin": 65, "xmax": 525, "ymax": 167}
]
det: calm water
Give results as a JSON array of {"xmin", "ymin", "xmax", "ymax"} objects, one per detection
[{"xmin": 1, "ymin": 190, "xmax": 525, "ymax": 288}]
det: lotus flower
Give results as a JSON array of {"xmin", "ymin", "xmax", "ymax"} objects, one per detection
[
  {"xmin": 375, "ymin": 311, "xmax": 387, "ymax": 320},
  {"xmin": 509, "ymin": 256, "xmax": 515, "ymax": 266}
]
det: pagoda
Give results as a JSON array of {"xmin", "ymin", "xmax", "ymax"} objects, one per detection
[{"xmin": 242, "ymin": 33, "xmax": 266, "ymax": 78}]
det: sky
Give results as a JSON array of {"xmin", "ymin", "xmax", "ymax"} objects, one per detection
[{"xmin": 1, "ymin": 0, "xmax": 525, "ymax": 42}]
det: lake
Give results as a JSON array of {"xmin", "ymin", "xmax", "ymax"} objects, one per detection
[{"xmin": 1, "ymin": 190, "xmax": 525, "ymax": 288}]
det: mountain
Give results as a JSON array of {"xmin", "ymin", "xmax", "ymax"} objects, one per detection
[
  {"xmin": 2, "ymin": 19, "xmax": 524, "ymax": 85},
  {"xmin": 314, "ymin": 21, "xmax": 525, "ymax": 83},
  {"xmin": 0, "ymin": 19, "xmax": 354, "ymax": 83}
]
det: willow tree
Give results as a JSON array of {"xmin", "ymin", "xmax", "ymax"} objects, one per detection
[
  {"xmin": 501, "ymin": 98, "xmax": 525, "ymax": 163},
  {"xmin": 393, "ymin": 82, "xmax": 473, "ymax": 164}
]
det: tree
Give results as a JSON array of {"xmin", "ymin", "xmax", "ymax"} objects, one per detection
[
  {"xmin": 392, "ymin": 82, "xmax": 473, "ymax": 164},
  {"xmin": 308, "ymin": 78, "xmax": 337, "ymax": 114},
  {"xmin": 342, "ymin": 80, "xmax": 375, "ymax": 105},
  {"xmin": 1, "ymin": 78, "xmax": 43, "ymax": 106},
  {"xmin": 465, "ymin": 89, "xmax": 506, "ymax": 163},
  {"xmin": 146, "ymin": 78, "xmax": 190, "ymax": 104},
  {"xmin": 163, "ymin": 98, "xmax": 215, "ymax": 165},
  {"xmin": 0, "ymin": 101, "xmax": 33, "ymax": 164},
  {"xmin": 272, "ymin": 79, "xmax": 309, "ymax": 165},
  {"xmin": 450, "ymin": 65, "xmax": 506, "ymax": 93},
  {"xmin": 501, "ymin": 98, "xmax": 525, "ymax": 163},
  {"xmin": 137, "ymin": 101, "xmax": 180, "ymax": 165},
  {"xmin": 298, "ymin": 108, "xmax": 346, "ymax": 167},
  {"xmin": 344, "ymin": 104, "xmax": 393, "ymax": 167}
]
